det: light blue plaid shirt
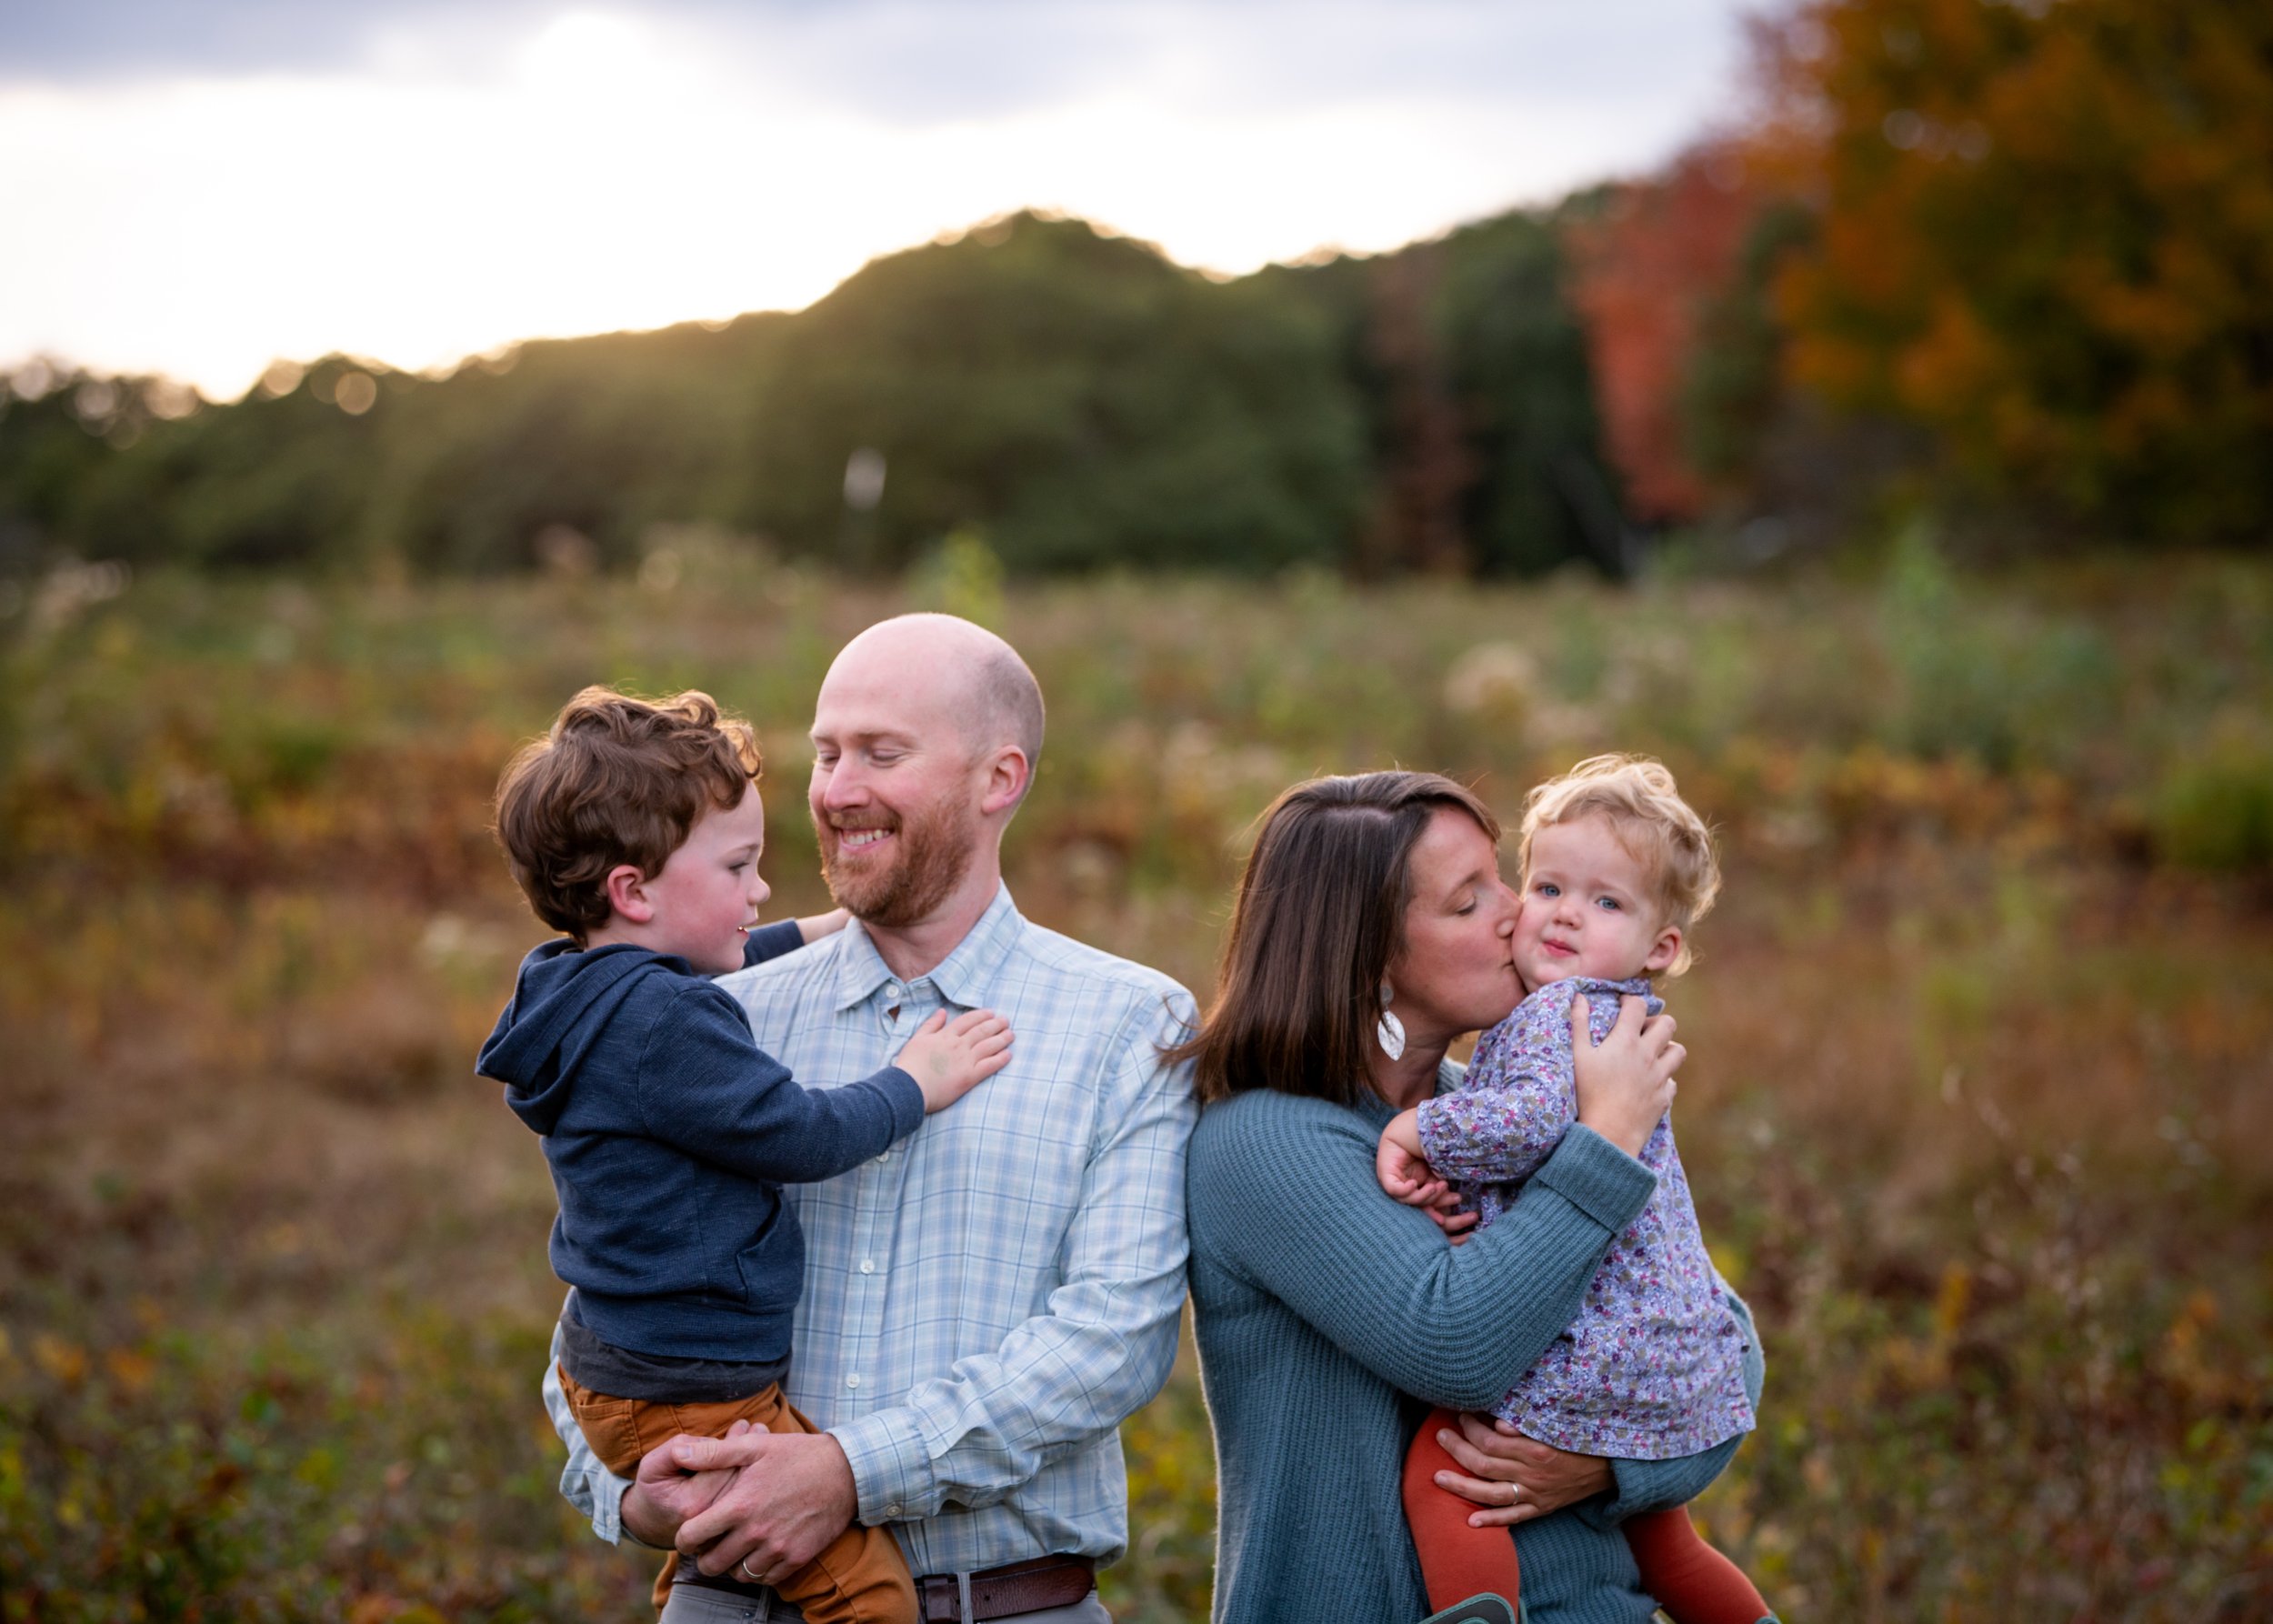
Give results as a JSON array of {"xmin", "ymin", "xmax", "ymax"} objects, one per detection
[{"xmin": 543, "ymin": 884, "xmax": 1197, "ymax": 1575}]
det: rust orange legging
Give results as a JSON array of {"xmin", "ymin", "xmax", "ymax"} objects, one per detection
[
  {"xmin": 1403, "ymin": 1407, "xmax": 1768, "ymax": 1622},
  {"xmin": 559, "ymin": 1365, "xmax": 916, "ymax": 1622}
]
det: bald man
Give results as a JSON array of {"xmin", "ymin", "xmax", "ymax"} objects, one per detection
[{"xmin": 544, "ymin": 615, "xmax": 1197, "ymax": 1624}]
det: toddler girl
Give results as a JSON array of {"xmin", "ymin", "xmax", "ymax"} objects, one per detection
[{"xmin": 1376, "ymin": 755, "xmax": 1770, "ymax": 1624}]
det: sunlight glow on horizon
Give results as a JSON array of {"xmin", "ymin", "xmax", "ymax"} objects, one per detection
[{"xmin": 0, "ymin": 6, "xmax": 1745, "ymax": 401}]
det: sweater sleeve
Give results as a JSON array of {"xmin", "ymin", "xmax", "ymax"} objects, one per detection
[
  {"xmin": 629, "ymin": 980, "xmax": 926, "ymax": 1183},
  {"xmin": 1581, "ymin": 1290, "xmax": 1766, "ymax": 1529},
  {"xmin": 1196, "ymin": 1094, "xmax": 1657, "ymax": 1411},
  {"xmin": 740, "ymin": 920, "xmax": 810, "ymax": 967}
]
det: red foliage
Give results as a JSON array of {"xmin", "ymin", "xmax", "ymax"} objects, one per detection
[
  {"xmin": 1735, "ymin": 0, "xmax": 2273, "ymax": 538},
  {"xmin": 1566, "ymin": 146, "xmax": 1764, "ymax": 524}
]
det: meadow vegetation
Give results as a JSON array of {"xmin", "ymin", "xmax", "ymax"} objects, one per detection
[{"xmin": 2, "ymin": 543, "xmax": 2269, "ymax": 1620}]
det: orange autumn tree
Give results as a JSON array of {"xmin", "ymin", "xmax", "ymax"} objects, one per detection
[
  {"xmin": 1745, "ymin": 0, "xmax": 2273, "ymax": 541},
  {"xmin": 1566, "ymin": 147, "xmax": 1765, "ymax": 525}
]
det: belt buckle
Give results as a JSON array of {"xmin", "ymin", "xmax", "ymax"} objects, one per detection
[{"xmin": 917, "ymin": 1574, "xmax": 959, "ymax": 1624}]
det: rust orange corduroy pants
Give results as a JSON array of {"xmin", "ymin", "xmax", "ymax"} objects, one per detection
[{"xmin": 560, "ymin": 1366, "xmax": 916, "ymax": 1623}]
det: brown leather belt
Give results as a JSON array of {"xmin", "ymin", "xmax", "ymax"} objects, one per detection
[{"xmin": 915, "ymin": 1555, "xmax": 1096, "ymax": 1623}]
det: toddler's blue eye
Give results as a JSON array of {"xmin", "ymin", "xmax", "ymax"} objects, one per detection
[{"xmin": 1597, "ymin": 897, "xmax": 1620, "ymax": 910}]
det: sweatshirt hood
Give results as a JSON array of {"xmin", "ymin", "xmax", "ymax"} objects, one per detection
[{"xmin": 476, "ymin": 940, "xmax": 681, "ymax": 1134}]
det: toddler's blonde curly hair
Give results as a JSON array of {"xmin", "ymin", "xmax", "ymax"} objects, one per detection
[{"xmin": 1517, "ymin": 754, "xmax": 1721, "ymax": 977}]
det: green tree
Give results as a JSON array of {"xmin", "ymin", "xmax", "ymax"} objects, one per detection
[
  {"xmin": 1439, "ymin": 207, "xmax": 1628, "ymax": 576},
  {"xmin": 736, "ymin": 213, "xmax": 1367, "ymax": 573}
]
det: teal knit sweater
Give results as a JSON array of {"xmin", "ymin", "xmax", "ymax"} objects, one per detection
[{"xmin": 1187, "ymin": 1080, "xmax": 1765, "ymax": 1624}]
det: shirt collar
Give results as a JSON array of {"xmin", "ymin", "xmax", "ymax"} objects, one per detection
[{"xmin": 830, "ymin": 883, "xmax": 1025, "ymax": 1013}]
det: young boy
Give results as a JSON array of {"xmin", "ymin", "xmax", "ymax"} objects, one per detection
[
  {"xmin": 1376, "ymin": 755, "xmax": 1771, "ymax": 1624},
  {"xmin": 478, "ymin": 687, "xmax": 1011, "ymax": 1623}
]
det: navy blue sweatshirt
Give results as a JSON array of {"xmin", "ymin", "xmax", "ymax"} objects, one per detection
[{"xmin": 477, "ymin": 923, "xmax": 925, "ymax": 1362}]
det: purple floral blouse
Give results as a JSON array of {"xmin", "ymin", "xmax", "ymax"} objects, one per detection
[{"xmin": 1415, "ymin": 975, "xmax": 1756, "ymax": 1459}]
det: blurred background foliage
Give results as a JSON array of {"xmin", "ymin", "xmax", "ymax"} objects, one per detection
[
  {"xmin": 6, "ymin": 0, "xmax": 2269, "ymax": 585},
  {"xmin": 2, "ymin": 547, "xmax": 2270, "ymax": 1620},
  {"xmin": 5, "ymin": 0, "xmax": 2273, "ymax": 1619}
]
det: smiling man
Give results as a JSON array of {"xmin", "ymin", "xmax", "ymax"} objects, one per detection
[{"xmin": 542, "ymin": 612, "xmax": 1197, "ymax": 1624}]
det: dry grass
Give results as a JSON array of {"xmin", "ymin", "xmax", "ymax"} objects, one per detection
[{"xmin": 3, "ymin": 552, "xmax": 2269, "ymax": 1620}]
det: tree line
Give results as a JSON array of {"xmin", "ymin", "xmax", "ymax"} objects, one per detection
[
  {"xmin": 0, "ymin": 207, "xmax": 1620, "ymax": 580},
  {"xmin": 2, "ymin": 0, "xmax": 2264, "ymax": 582}
]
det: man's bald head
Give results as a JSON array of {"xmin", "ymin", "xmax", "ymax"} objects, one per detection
[{"xmin": 830, "ymin": 613, "xmax": 1045, "ymax": 787}]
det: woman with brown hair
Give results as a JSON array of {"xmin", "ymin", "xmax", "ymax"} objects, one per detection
[{"xmin": 1179, "ymin": 771, "xmax": 1762, "ymax": 1624}]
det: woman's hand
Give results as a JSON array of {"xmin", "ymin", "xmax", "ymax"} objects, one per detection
[
  {"xmin": 1430, "ymin": 1413, "xmax": 1615, "ymax": 1526},
  {"xmin": 1570, "ymin": 994, "xmax": 1682, "ymax": 1159}
]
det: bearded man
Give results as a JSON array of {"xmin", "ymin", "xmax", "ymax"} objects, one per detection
[{"xmin": 543, "ymin": 613, "xmax": 1197, "ymax": 1624}]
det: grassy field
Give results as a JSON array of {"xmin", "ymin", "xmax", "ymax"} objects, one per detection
[{"xmin": 3, "ymin": 539, "xmax": 2270, "ymax": 1620}]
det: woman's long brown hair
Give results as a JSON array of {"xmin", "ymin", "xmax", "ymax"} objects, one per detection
[{"xmin": 1167, "ymin": 771, "xmax": 1499, "ymax": 1108}]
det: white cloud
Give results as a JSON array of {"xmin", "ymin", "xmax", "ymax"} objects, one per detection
[{"xmin": 0, "ymin": 1, "xmax": 1750, "ymax": 397}]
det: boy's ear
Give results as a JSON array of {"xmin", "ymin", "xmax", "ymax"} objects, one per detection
[
  {"xmin": 1644, "ymin": 924, "xmax": 1682, "ymax": 974},
  {"xmin": 604, "ymin": 863, "xmax": 655, "ymax": 925}
]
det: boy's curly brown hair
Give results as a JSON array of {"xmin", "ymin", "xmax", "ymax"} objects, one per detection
[{"xmin": 493, "ymin": 687, "xmax": 761, "ymax": 943}]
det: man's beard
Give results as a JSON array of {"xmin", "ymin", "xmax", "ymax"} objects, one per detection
[{"xmin": 818, "ymin": 795, "xmax": 977, "ymax": 929}]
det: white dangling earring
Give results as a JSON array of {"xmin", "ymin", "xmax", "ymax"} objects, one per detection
[{"xmin": 1376, "ymin": 979, "xmax": 1406, "ymax": 1062}]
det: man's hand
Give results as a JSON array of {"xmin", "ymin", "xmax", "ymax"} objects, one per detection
[
  {"xmin": 674, "ymin": 1429, "xmax": 861, "ymax": 1583},
  {"xmin": 622, "ymin": 1420, "xmax": 773, "ymax": 1549},
  {"xmin": 1430, "ymin": 1412, "xmax": 1614, "ymax": 1526}
]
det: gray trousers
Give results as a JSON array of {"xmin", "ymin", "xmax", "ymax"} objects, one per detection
[{"xmin": 656, "ymin": 1575, "xmax": 1109, "ymax": 1624}]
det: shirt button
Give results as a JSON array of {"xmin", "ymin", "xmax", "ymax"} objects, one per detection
[
  {"xmin": 859, "ymin": 1258, "xmax": 876, "ymax": 1275},
  {"xmin": 884, "ymin": 1503, "xmax": 900, "ymax": 1519},
  {"xmin": 846, "ymin": 1373, "xmax": 861, "ymax": 1389}
]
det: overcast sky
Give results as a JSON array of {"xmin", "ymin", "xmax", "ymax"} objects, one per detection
[{"xmin": 0, "ymin": 0, "xmax": 1757, "ymax": 398}]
